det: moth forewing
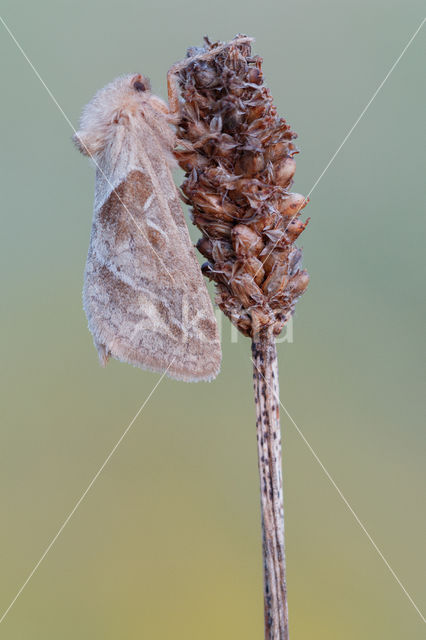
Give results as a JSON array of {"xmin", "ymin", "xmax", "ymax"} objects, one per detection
[{"xmin": 74, "ymin": 74, "xmax": 221, "ymax": 381}]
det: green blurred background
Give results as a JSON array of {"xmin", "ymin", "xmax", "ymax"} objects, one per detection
[{"xmin": 1, "ymin": 1, "xmax": 425, "ymax": 638}]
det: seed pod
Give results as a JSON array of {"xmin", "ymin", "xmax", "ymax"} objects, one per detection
[
  {"xmin": 249, "ymin": 258, "xmax": 265, "ymax": 286},
  {"xmin": 175, "ymin": 150, "xmax": 208, "ymax": 172},
  {"xmin": 285, "ymin": 217, "xmax": 310, "ymax": 243},
  {"xmin": 190, "ymin": 192, "xmax": 235, "ymax": 220},
  {"xmin": 194, "ymin": 62, "xmax": 218, "ymax": 88},
  {"xmin": 233, "ymin": 256, "xmax": 265, "ymax": 286},
  {"xmin": 274, "ymin": 156, "xmax": 296, "ymax": 187},
  {"xmin": 232, "ymin": 224, "xmax": 264, "ymax": 257},
  {"xmin": 211, "ymin": 239, "xmax": 234, "ymax": 262},
  {"xmin": 277, "ymin": 192, "xmax": 306, "ymax": 218},
  {"xmin": 263, "ymin": 228, "xmax": 287, "ymax": 248},
  {"xmin": 261, "ymin": 247, "xmax": 289, "ymax": 275},
  {"xmin": 246, "ymin": 103, "xmax": 268, "ymax": 123},
  {"xmin": 202, "ymin": 260, "xmax": 232, "ymax": 286},
  {"xmin": 235, "ymin": 151, "xmax": 266, "ymax": 176},
  {"xmin": 185, "ymin": 119, "xmax": 210, "ymax": 141},
  {"xmin": 264, "ymin": 141, "xmax": 287, "ymax": 163},
  {"xmin": 289, "ymin": 270, "xmax": 310, "ymax": 295},
  {"xmin": 247, "ymin": 208, "xmax": 277, "ymax": 235},
  {"xmin": 230, "ymin": 272, "xmax": 264, "ymax": 308},
  {"xmin": 174, "ymin": 37, "xmax": 310, "ymax": 338},
  {"xmin": 262, "ymin": 262, "xmax": 289, "ymax": 297},
  {"xmin": 247, "ymin": 66, "xmax": 262, "ymax": 84},
  {"xmin": 192, "ymin": 214, "xmax": 231, "ymax": 239},
  {"xmin": 196, "ymin": 236, "xmax": 213, "ymax": 260}
]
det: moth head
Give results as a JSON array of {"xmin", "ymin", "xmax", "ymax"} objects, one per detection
[{"xmin": 73, "ymin": 74, "xmax": 154, "ymax": 158}]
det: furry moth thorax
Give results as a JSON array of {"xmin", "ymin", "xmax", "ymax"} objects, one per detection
[{"xmin": 73, "ymin": 74, "xmax": 173, "ymax": 160}]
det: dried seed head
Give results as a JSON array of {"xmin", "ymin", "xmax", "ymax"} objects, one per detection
[{"xmin": 174, "ymin": 36, "xmax": 310, "ymax": 338}]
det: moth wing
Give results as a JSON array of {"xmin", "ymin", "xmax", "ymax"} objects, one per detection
[{"xmin": 84, "ymin": 169, "xmax": 221, "ymax": 382}]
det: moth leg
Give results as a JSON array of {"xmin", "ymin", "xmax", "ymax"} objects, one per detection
[
  {"xmin": 96, "ymin": 343, "xmax": 110, "ymax": 367},
  {"xmin": 149, "ymin": 95, "xmax": 169, "ymax": 115},
  {"xmin": 167, "ymin": 63, "xmax": 182, "ymax": 118},
  {"xmin": 73, "ymin": 130, "xmax": 103, "ymax": 158}
]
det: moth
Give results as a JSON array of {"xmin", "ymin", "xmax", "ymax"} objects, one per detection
[{"xmin": 73, "ymin": 73, "xmax": 221, "ymax": 381}]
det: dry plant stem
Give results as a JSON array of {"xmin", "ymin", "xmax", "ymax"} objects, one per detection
[
  {"xmin": 171, "ymin": 37, "xmax": 308, "ymax": 640},
  {"xmin": 252, "ymin": 330, "xmax": 288, "ymax": 640}
]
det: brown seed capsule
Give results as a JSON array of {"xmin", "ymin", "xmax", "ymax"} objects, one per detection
[
  {"xmin": 262, "ymin": 262, "xmax": 289, "ymax": 297},
  {"xmin": 211, "ymin": 239, "xmax": 234, "ymax": 262},
  {"xmin": 264, "ymin": 141, "xmax": 287, "ymax": 163},
  {"xmin": 176, "ymin": 150, "xmax": 209, "ymax": 172},
  {"xmin": 263, "ymin": 228, "xmax": 287, "ymax": 248},
  {"xmin": 288, "ymin": 247, "xmax": 303, "ymax": 274},
  {"xmin": 247, "ymin": 209, "xmax": 277, "ymax": 235},
  {"xmin": 235, "ymin": 151, "xmax": 266, "ymax": 176},
  {"xmin": 202, "ymin": 260, "xmax": 233, "ymax": 286},
  {"xmin": 276, "ymin": 193, "xmax": 307, "ymax": 218},
  {"xmin": 191, "ymin": 192, "xmax": 235, "ymax": 220},
  {"xmin": 249, "ymin": 258, "xmax": 265, "ymax": 286},
  {"xmin": 230, "ymin": 269, "xmax": 264, "ymax": 308},
  {"xmin": 247, "ymin": 66, "xmax": 262, "ymax": 84},
  {"xmin": 289, "ymin": 270, "xmax": 310, "ymax": 295},
  {"xmin": 192, "ymin": 214, "xmax": 232, "ymax": 239},
  {"xmin": 213, "ymin": 134, "xmax": 238, "ymax": 158},
  {"xmin": 250, "ymin": 306, "xmax": 276, "ymax": 334},
  {"xmin": 285, "ymin": 217, "xmax": 310, "ymax": 243},
  {"xmin": 232, "ymin": 224, "xmax": 264, "ymax": 257},
  {"xmin": 261, "ymin": 247, "xmax": 289, "ymax": 275},
  {"xmin": 185, "ymin": 119, "xmax": 210, "ymax": 141},
  {"xmin": 274, "ymin": 156, "xmax": 296, "ymax": 187},
  {"xmin": 174, "ymin": 37, "xmax": 309, "ymax": 338},
  {"xmin": 193, "ymin": 62, "xmax": 218, "ymax": 88},
  {"xmin": 196, "ymin": 236, "xmax": 213, "ymax": 260},
  {"xmin": 246, "ymin": 103, "xmax": 267, "ymax": 123},
  {"xmin": 233, "ymin": 256, "xmax": 265, "ymax": 286}
]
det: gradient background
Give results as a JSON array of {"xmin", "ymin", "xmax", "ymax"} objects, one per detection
[{"xmin": 1, "ymin": 1, "xmax": 425, "ymax": 638}]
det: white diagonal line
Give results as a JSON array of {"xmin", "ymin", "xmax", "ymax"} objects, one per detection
[
  {"xmin": 0, "ymin": 14, "xmax": 216, "ymax": 627},
  {"xmin": 1, "ymin": 8, "xmax": 424, "ymax": 628},
  {"xmin": 0, "ymin": 364, "xmax": 173, "ymax": 626},
  {"xmin": 0, "ymin": 15, "xmax": 175, "ymax": 284},
  {"xmin": 251, "ymin": 355, "xmax": 426, "ymax": 624},
  {"xmin": 0, "ymin": 273, "xmax": 214, "ymax": 623},
  {"xmin": 306, "ymin": 16, "xmax": 425, "ymax": 199},
  {"xmin": 0, "ymin": 266, "xmax": 213, "ymax": 624},
  {"xmin": 280, "ymin": 402, "xmax": 426, "ymax": 623},
  {"xmin": 0, "ymin": 15, "xmax": 218, "ymax": 610},
  {"xmin": 252, "ymin": 16, "xmax": 425, "ymax": 282},
  {"xmin": 0, "ymin": 269, "xmax": 212, "ymax": 623}
]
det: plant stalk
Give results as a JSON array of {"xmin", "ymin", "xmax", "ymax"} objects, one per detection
[{"xmin": 252, "ymin": 330, "xmax": 288, "ymax": 640}]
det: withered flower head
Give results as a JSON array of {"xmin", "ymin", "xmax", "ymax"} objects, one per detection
[{"xmin": 175, "ymin": 35, "xmax": 310, "ymax": 338}]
